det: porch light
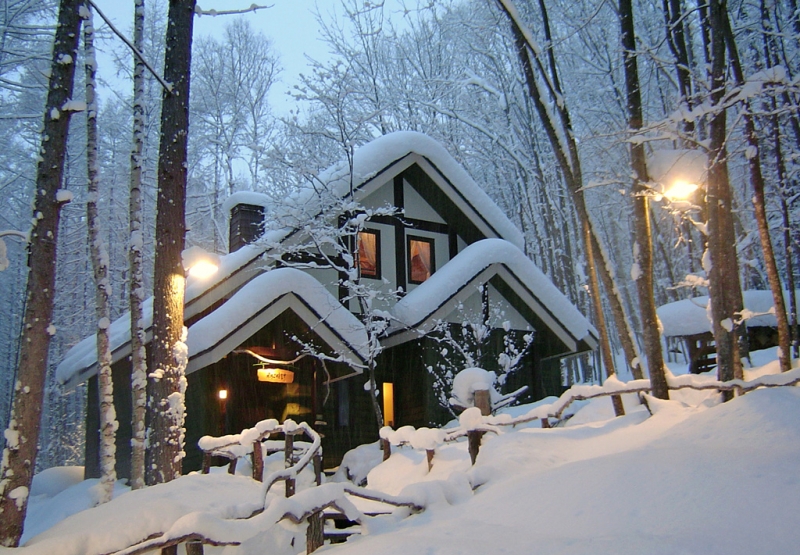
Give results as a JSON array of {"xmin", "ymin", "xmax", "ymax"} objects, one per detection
[
  {"xmin": 218, "ymin": 388, "xmax": 228, "ymax": 400},
  {"xmin": 182, "ymin": 246, "xmax": 220, "ymax": 279}
]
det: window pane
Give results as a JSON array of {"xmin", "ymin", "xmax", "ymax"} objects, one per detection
[
  {"xmin": 409, "ymin": 239, "xmax": 432, "ymax": 283},
  {"xmin": 358, "ymin": 230, "xmax": 378, "ymax": 278}
]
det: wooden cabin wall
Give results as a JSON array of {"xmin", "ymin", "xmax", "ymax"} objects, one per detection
[{"xmin": 84, "ymin": 356, "xmax": 134, "ymax": 481}]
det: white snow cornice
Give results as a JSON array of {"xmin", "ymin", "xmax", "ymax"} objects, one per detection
[{"xmin": 388, "ymin": 239, "xmax": 597, "ymax": 354}]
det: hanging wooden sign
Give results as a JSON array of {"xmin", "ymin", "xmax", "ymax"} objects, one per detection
[{"xmin": 257, "ymin": 366, "xmax": 294, "ymax": 384}]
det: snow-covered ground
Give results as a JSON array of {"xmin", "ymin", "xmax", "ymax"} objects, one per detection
[{"xmin": 9, "ymin": 349, "xmax": 800, "ymax": 554}]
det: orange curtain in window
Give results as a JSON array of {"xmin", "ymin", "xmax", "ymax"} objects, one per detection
[
  {"xmin": 410, "ymin": 239, "xmax": 432, "ymax": 282},
  {"xmin": 358, "ymin": 231, "xmax": 378, "ymax": 277}
]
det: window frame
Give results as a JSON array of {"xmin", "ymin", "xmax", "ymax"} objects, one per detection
[
  {"xmin": 407, "ymin": 234, "xmax": 436, "ymax": 284},
  {"xmin": 357, "ymin": 228, "xmax": 381, "ymax": 280}
]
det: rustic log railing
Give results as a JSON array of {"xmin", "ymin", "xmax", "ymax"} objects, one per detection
[
  {"xmin": 79, "ymin": 370, "xmax": 800, "ymax": 555},
  {"xmin": 109, "ymin": 482, "xmax": 423, "ymax": 555},
  {"xmin": 117, "ymin": 419, "xmax": 425, "ymax": 555},
  {"xmin": 383, "ymin": 367, "xmax": 800, "ymax": 467}
]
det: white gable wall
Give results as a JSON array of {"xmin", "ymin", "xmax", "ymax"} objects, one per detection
[
  {"xmin": 441, "ymin": 284, "xmax": 531, "ymax": 331},
  {"xmin": 403, "ymin": 178, "xmax": 446, "ymax": 223}
]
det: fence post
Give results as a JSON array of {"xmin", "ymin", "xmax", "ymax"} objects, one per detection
[
  {"xmin": 468, "ymin": 389, "xmax": 491, "ymax": 465},
  {"xmin": 201, "ymin": 453, "xmax": 211, "ymax": 474},
  {"xmin": 426, "ymin": 449, "xmax": 435, "ymax": 472},
  {"xmin": 381, "ymin": 437, "xmax": 391, "ymax": 461},
  {"xmin": 227, "ymin": 458, "xmax": 237, "ymax": 475},
  {"xmin": 185, "ymin": 540, "xmax": 204, "ymax": 555},
  {"xmin": 285, "ymin": 432, "xmax": 296, "ymax": 498},
  {"xmin": 474, "ymin": 389, "xmax": 491, "ymax": 416},
  {"xmin": 306, "ymin": 452, "xmax": 324, "ymax": 553},
  {"xmin": 251, "ymin": 440, "xmax": 264, "ymax": 482}
]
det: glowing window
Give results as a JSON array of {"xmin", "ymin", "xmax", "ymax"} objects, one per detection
[
  {"xmin": 357, "ymin": 229, "xmax": 380, "ymax": 279},
  {"xmin": 383, "ymin": 382, "xmax": 395, "ymax": 428},
  {"xmin": 408, "ymin": 236, "xmax": 435, "ymax": 284}
]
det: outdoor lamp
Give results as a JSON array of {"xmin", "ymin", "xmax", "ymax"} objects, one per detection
[
  {"xmin": 664, "ymin": 180, "xmax": 698, "ymax": 201},
  {"xmin": 182, "ymin": 246, "xmax": 220, "ymax": 279}
]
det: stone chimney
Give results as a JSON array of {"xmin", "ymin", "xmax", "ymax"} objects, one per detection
[
  {"xmin": 229, "ymin": 203, "xmax": 265, "ymax": 253},
  {"xmin": 224, "ymin": 192, "xmax": 271, "ymax": 253}
]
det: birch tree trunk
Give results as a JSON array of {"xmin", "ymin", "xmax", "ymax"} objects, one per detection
[
  {"xmin": 0, "ymin": 0, "xmax": 83, "ymax": 545},
  {"xmin": 619, "ymin": 0, "xmax": 667, "ymax": 398},
  {"xmin": 85, "ymin": 5, "xmax": 117, "ymax": 505},
  {"xmin": 146, "ymin": 0, "xmax": 196, "ymax": 486},
  {"xmin": 129, "ymin": 0, "xmax": 148, "ymax": 492}
]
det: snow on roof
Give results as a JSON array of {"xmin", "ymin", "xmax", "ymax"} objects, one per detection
[
  {"xmin": 57, "ymin": 269, "xmax": 368, "ymax": 387},
  {"xmin": 657, "ymin": 290, "xmax": 794, "ymax": 337},
  {"xmin": 187, "ymin": 268, "xmax": 369, "ymax": 370},
  {"xmin": 391, "ymin": 239, "xmax": 597, "ymax": 350},
  {"xmin": 277, "ymin": 131, "xmax": 524, "ymax": 249},
  {"xmin": 58, "ymin": 132, "xmax": 525, "ymax": 384},
  {"xmin": 56, "ymin": 297, "xmax": 154, "ymax": 389}
]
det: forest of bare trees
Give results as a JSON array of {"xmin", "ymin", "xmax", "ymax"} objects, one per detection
[{"xmin": 1, "ymin": 0, "xmax": 799, "ymax": 544}]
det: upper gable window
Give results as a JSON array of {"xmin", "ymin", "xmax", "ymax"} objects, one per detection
[
  {"xmin": 357, "ymin": 229, "xmax": 380, "ymax": 279},
  {"xmin": 408, "ymin": 235, "xmax": 435, "ymax": 284}
]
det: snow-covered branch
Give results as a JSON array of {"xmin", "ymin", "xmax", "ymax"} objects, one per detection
[{"xmin": 195, "ymin": 4, "xmax": 271, "ymax": 17}]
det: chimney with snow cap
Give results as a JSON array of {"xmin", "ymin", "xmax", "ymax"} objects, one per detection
[{"xmin": 223, "ymin": 192, "xmax": 271, "ymax": 253}]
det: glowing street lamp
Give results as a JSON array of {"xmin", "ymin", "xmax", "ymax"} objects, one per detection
[{"xmin": 664, "ymin": 180, "xmax": 699, "ymax": 202}]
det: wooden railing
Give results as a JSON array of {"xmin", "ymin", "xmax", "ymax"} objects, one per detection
[
  {"xmin": 381, "ymin": 367, "xmax": 800, "ymax": 466},
  {"xmin": 106, "ymin": 419, "xmax": 425, "ymax": 555}
]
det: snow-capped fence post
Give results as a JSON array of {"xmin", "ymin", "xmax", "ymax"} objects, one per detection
[
  {"xmin": 185, "ymin": 540, "xmax": 203, "ymax": 555},
  {"xmin": 306, "ymin": 452, "xmax": 324, "ymax": 553},
  {"xmin": 285, "ymin": 432, "xmax": 296, "ymax": 497},
  {"xmin": 474, "ymin": 389, "xmax": 491, "ymax": 416},
  {"xmin": 381, "ymin": 437, "xmax": 391, "ymax": 461},
  {"xmin": 468, "ymin": 389, "xmax": 491, "ymax": 465},
  {"xmin": 251, "ymin": 440, "xmax": 263, "ymax": 482}
]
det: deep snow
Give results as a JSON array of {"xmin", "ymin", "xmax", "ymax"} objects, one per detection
[{"xmin": 9, "ymin": 352, "xmax": 800, "ymax": 555}]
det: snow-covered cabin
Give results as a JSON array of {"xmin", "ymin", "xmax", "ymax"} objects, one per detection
[
  {"xmin": 57, "ymin": 131, "xmax": 597, "ymax": 474},
  {"xmin": 657, "ymin": 290, "xmax": 791, "ymax": 373}
]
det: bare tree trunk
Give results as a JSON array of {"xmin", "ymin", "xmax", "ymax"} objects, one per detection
[
  {"xmin": 706, "ymin": 0, "xmax": 743, "ymax": 392},
  {"xmin": 85, "ymin": 5, "xmax": 117, "ymax": 504},
  {"xmin": 620, "ymin": 0, "xmax": 668, "ymax": 399},
  {"xmin": 663, "ymin": 0, "xmax": 695, "ymax": 136},
  {"xmin": 720, "ymin": 8, "xmax": 791, "ymax": 373},
  {"xmin": 129, "ymin": 0, "xmax": 147, "ymax": 492},
  {"xmin": 146, "ymin": 0, "xmax": 196, "ymax": 486},
  {"xmin": 498, "ymin": 0, "xmax": 644, "ymax": 389},
  {"xmin": 0, "ymin": 0, "xmax": 83, "ymax": 546},
  {"xmin": 585, "ymin": 223, "xmax": 624, "ymax": 414}
]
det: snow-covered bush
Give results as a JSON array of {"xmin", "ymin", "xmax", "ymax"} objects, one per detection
[{"xmin": 424, "ymin": 295, "xmax": 533, "ymax": 413}]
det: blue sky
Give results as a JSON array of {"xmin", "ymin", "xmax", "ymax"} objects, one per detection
[{"xmin": 90, "ymin": 0, "xmax": 411, "ymax": 114}]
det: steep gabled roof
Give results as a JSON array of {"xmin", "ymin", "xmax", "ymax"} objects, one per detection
[
  {"xmin": 186, "ymin": 268, "xmax": 369, "ymax": 372},
  {"xmin": 183, "ymin": 131, "xmax": 525, "ymax": 319},
  {"xmin": 57, "ymin": 133, "xmax": 575, "ymax": 386},
  {"xmin": 57, "ymin": 269, "xmax": 368, "ymax": 388},
  {"xmin": 387, "ymin": 239, "xmax": 598, "ymax": 355}
]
